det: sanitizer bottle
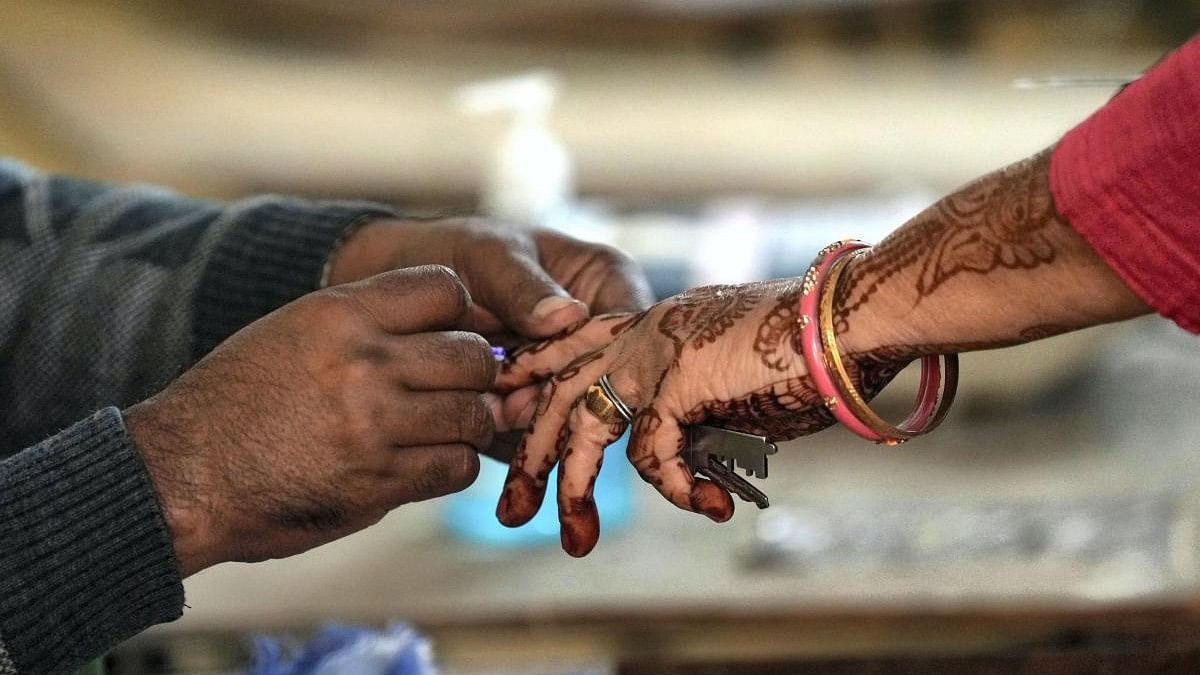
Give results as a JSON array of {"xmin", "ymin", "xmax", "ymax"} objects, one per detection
[{"xmin": 456, "ymin": 71, "xmax": 573, "ymax": 225}]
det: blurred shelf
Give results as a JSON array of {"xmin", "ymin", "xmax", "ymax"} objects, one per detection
[{"xmin": 0, "ymin": 1, "xmax": 1161, "ymax": 202}]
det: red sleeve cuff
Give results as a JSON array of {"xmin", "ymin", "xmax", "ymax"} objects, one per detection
[{"xmin": 1049, "ymin": 36, "xmax": 1200, "ymax": 334}]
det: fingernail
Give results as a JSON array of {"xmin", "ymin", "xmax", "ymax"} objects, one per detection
[{"xmin": 533, "ymin": 296, "xmax": 586, "ymax": 321}]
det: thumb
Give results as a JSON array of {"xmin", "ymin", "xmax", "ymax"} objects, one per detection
[{"xmin": 462, "ymin": 247, "xmax": 588, "ymax": 338}]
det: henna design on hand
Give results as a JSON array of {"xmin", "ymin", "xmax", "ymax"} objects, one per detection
[
  {"xmin": 657, "ymin": 284, "xmax": 765, "ymax": 358},
  {"xmin": 628, "ymin": 407, "xmax": 665, "ymax": 487},
  {"xmin": 608, "ymin": 311, "xmax": 650, "ymax": 336},
  {"xmin": 506, "ymin": 316, "xmax": 592, "ymax": 362},
  {"xmin": 682, "ymin": 376, "xmax": 832, "ymax": 440},
  {"xmin": 753, "ymin": 281, "xmax": 805, "ymax": 372},
  {"xmin": 553, "ymin": 349, "xmax": 605, "ymax": 383}
]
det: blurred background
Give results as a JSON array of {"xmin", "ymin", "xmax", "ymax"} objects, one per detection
[{"xmin": 4, "ymin": 1, "xmax": 1200, "ymax": 673}]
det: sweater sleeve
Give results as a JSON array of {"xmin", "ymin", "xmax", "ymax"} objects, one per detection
[
  {"xmin": 0, "ymin": 159, "xmax": 395, "ymax": 452},
  {"xmin": 0, "ymin": 159, "xmax": 395, "ymax": 673},
  {"xmin": 0, "ymin": 409, "xmax": 181, "ymax": 674},
  {"xmin": 1049, "ymin": 36, "xmax": 1200, "ymax": 334}
]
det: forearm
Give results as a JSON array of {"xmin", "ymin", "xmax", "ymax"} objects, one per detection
[
  {"xmin": 0, "ymin": 160, "xmax": 392, "ymax": 452},
  {"xmin": 836, "ymin": 148, "xmax": 1149, "ymax": 360}
]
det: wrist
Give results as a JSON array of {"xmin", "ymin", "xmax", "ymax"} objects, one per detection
[
  {"xmin": 325, "ymin": 217, "xmax": 409, "ymax": 287},
  {"xmin": 124, "ymin": 400, "xmax": 223, "ymax": 578},
  {"xmin": 831, "ymin": 249, "xmax": 922, "ymax": 359}
]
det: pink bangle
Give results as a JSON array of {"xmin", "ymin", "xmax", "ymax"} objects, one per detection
[
  {"xmin": 798, "ymin": 240, "xmax": 883, "ymax": 442},
  {"xmin": 799, "ymin": 242, "xmax": 958, "ymax": 444}
]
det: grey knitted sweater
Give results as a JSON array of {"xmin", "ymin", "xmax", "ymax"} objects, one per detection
[{"xmin": 0, "ymin": 159, "xmax": 393, "ymax": 674}]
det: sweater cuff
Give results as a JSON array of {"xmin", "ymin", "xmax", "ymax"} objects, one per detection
[
  {"xmin": 0, "ymin": 408, "xmax": 184, "ymax": 674},
  {"xmin": 193, "ymin": 197, "xmax": 395, "ymax": 358}
]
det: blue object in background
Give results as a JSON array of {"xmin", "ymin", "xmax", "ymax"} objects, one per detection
[
  {"xmin": 248, "ymin": 623, "xmax": 435, "ymax": 675},
  {"xmin": 442, "ymin": 430, "xmax": 636, "ymax": 547}
]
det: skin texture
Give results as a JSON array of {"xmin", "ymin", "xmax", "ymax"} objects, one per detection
[
  {"xmin": 329, "ymin": 216, "xmax": 654, "ymax": 343},
  {"xmin": 331, "ymin": 216, "xmax": 654, "ymax": 463},
  {"xmin": 496, "ymin": 147, "xmax": 1151, "ymax": 558},
  {"xmin": 126, "ymin": 266, "xmax": 499, "ymax": 578},
  {"xmin": 127, "ymin": 217, "xmax": 653, "ymax": 577}
]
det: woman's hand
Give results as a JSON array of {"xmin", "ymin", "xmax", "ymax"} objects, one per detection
[
  {"xmin": 493, "ymin": 278, "xmax": 904, "ymax": 557},
  {"xmin": 495, "ymin": 147, "xmax": 1156, "ymax": 559}
]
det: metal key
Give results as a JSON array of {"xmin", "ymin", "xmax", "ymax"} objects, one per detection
[
  {"xmin": 685, "ymin": 426, "xmax": 778, "ymax": 478},
  {"xmin": 683, "ymin": 425, "xmax": 778, "ymax": 509},
  {"xmin": 697, "ymin": 457, "xmax": 771, "ymax": 509}
]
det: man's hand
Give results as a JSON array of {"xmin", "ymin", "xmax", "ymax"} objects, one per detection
[
  {"xmin": 326, "ymin": 217, "xmax": 654, "ymax": 342},
  {"xmin": 124, "ymin": 266, "xmax": 496, "ymax": 577}
]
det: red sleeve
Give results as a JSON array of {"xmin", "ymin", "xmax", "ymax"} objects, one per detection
[{"xmin": 1049, "ymin": 36, "xmax": 1200, "ymax": 334}]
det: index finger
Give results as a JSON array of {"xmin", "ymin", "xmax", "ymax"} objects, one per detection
[
  {"xmin": 341, "ymin": 265, "xmax": 471, "ymax": 334},
  {"xmin": 497, "ymin": 313, "xmax": 642, "ymax": 391}
]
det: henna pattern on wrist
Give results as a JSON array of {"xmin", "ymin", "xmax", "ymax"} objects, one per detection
[
  {"xmin": 753, "ymin": 281, "xmax": 805, "ymax": 372},
  {"xmin": 836, "ymin": 150, "xmax": 1062, "ymax": 325},
  {"xmin": 679, "ymin": 344, "xmax": 907, "ymax": 442}
]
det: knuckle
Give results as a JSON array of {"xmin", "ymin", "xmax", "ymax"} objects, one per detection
[
  {"xmin": 423, "ymin": 262, "xmax": 462, "ymax": 285},
  {"xmin": 414, "ymin": 446, "xmax": 480, "ymax": 499},
  {"xmin": 453, "ymin": 332, "xmax": 497, "ymax": 385},
  {"xmin": 419, "ymin": 264, "xmax": 470, "ymax": 316},
  {"xmin": 591, "ymin": 243, "xmax": 633, "ymax": 268},
  {"xmin": 304, "ymin": 288, "xmax": 356, "ymax": 321},
  {"xmin": 318, "ymin": 286, "xmax": 388, "ymax": 333},
  {"xmin": 461, "ymin": 394, "xmax": 495, "ymax": 446}
]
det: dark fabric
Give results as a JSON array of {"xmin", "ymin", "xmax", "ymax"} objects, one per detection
[
  {"xmin": 0, "ymin": 409, "xmax": 182, "ymax": 674},
  {"xmin": 0, "ymin": 159, "xmax": 394, "ymax": 673}
]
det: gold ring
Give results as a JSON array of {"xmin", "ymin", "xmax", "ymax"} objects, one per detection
[
  {"xmin": 585, "ymin": 374, "xmax": 635, "ymax": 425},
  {"xmin": 585, "ymin": 384, "xmax": 627, "ymax": 425}
]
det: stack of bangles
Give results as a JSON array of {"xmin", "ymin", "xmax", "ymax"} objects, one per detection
[{"xmin": 799, "ymin": 240, "xmax": 958, "ymax": 446}]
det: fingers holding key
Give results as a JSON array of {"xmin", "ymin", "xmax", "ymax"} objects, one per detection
[
  {"xmin": 626, "ymin": 403, "xmax": 734, "ymax": 524},
  {"xmin": 551, "ymin": 364, "xmax": 734, "ymax": 556}
]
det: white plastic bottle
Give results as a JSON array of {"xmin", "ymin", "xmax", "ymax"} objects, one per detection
[{"xmin": 457, "ymin": 71, "xmax": 574, "ymax": 226}]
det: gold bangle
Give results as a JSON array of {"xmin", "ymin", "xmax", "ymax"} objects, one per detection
[
  {"xmin": 817, "ymin": 252, "xmax": 908, "ymax": 443},
  {"xmin": 818, "ymin": 252, "xmax": 959, "ymax": 443}
]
